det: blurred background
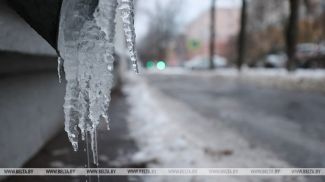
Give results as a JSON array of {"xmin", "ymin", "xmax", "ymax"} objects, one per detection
[
  {"xmin": 135, "ymin": 0, "xmax": 324, "ymax": 70},
  {"xmin": 0, "ymin": 0, "xmax": 325, "ymax": 182}
]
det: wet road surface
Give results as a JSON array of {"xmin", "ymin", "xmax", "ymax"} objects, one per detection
[{"xmin": 146, "ymin": 73, "xmax": 325, "ymax": 169}]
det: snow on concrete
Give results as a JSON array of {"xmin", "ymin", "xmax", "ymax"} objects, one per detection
[{"xmin": 124, "ymin": 73, "xmax": 306, "ymax": 182}]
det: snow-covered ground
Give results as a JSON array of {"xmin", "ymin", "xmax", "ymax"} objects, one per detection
[{"xmin": 123, "ymin": 73, "xmax": 306, "ymax": 182}]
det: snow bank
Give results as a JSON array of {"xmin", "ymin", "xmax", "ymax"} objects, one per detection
[{"xmin": 151, "ymin": 68, "xmax": 325, "ymax": 93}]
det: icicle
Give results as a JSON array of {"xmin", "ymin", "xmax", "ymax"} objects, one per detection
[
  {"xmin": 58, "ymin": 0, "xmax": 138, "ymax": 165},
  {"xmin": 118, "ymin": 0, "xmax": 139, "ymax": 73},
  {"xmin": 63, "ymin": 79, "xmax": 80, "ymax": 151},
  {"xmin": 57, "ymin": 56, "xmax": 63, "ymax": 83},
  {"xmin": 58, "ymin": 0, "xmax": 118, "ymax": 163},
  {"xmin": 90, "ymin": 129, "xmax": 99, "ymax": 165}
]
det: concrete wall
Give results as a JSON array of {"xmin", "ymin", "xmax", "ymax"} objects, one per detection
[
  {"xmin": 0, "ymin": 0, "xmax": 64, "ymax": 169},
  {"xmin": 0, "ymin": 53, "xmax": 65, "ymax": 168}
]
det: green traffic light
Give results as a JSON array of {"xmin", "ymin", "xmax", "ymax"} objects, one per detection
[
  {"xmin": 146, "ymin": 61, "xmax": 154, "ymax": 69},
  {"xmin": 157, "ymin": 61, "xmax": 166, "ymax": 70}
]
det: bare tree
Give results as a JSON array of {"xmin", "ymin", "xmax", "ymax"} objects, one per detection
[
  {"xmin": 286, "ymin": 0, "xmax": 299, "ymax": 70},
  {"xmin": 244, "ymin": 0, "xmax": 288, "ymax": 66},
  {"xmin": 209, "ymin": 0, "xmax": 216, "ymax": 70},
  {"xmin": 237, "ymin": 0, "xmax": 247, "ymax": 70},
  {"xmin": 138, "ymin": 0, "xmax": 183, "ymax": 63}
]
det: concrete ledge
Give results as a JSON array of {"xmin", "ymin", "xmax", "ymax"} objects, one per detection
[
  {"xmin": 0, "ymin": 52, "xmax": 64, "ymax": 168},
  {"xmin": 0, "ymin": 51, "xmax": 57, "ymax": 75}
]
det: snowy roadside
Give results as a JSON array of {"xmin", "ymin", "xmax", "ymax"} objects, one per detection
[
  {"xmin": 123, "ymin": 73, "xmax": 306, "ymax": 182},
  {"xmin": 152, "ymin": 68, "xmax": 325, "ymax": 93}
]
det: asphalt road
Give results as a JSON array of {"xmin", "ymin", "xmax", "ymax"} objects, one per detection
[{"xmin": 146, "ymin": 73, "xmax": 325, "ymax": 168}]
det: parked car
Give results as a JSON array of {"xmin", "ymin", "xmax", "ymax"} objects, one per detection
[
  {"xmin": 297, "ymin": 43, "xmax": 325, "ymax": 68},
  {"xmin": 264, "ymin": 53, "xmax": 287, "ymax": 68},
  {"xmin": 184, "ymin": 56, "xmax": 227, "ymax": 70},
  {"xmin": 296, "ymin": 43, "xmax": 320, "ymax": 60}
]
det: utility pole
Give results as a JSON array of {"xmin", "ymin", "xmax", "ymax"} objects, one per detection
[
  {"xmin": 209, "ymin": 0, "xmax": 216, "ymax": 70},
  {"xmin": 237, "ymin": 0, "xmax": 247, "ymax": 70},
  {"xmin": 286, "ymin": 0, "xmax": 299, "ymax": 71}
]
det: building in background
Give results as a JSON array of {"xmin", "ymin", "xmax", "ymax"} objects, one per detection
[
  {"xmin": 166, "ymin": 6, "xmax": 240, "ymax": 66},
  {"xmin": 186, "ymin": 7, "xmax": 240, "ymax": 58}
]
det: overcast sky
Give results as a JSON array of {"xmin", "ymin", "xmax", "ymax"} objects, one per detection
[{"xmin": 135, "ymin": 0, "xmax": 241, "ymax": 39}]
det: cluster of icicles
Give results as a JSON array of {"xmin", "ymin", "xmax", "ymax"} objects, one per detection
[{"xmin": 57, "ymin": 0, "xmax": 138, "ymax": 165}]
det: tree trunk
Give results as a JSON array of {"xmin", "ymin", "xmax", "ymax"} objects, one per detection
[
  {"xmin": 209, "ymin": 0, "xmax": 216, "ymax": 70},
  {"xmin": 286, "ymin": 0, "xmax": 299, "ymax": 71},
  {"xmin": 237, "ymin": 0, "xmax": 247, "ymax": 70}
]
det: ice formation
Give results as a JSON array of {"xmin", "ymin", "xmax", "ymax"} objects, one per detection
[
  {"xmin": 58, "ymin": 0, "xmax": 138, "ymax": 165},
  {"xmin": 119, "ymin": 0, "xmax": 139, "ymax": 73},
  {"xmin": 57, "ymin": 56, "xmax": 63, "ymax": 83}
]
